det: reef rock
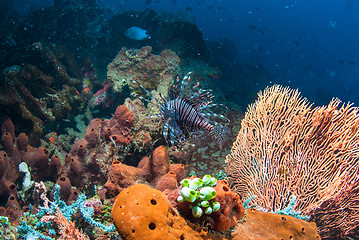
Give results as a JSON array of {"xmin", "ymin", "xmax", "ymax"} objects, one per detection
[
  {"xmin": 0, "ymin": 42, "xmax": 83, "ymax": 145},
  {"xmin": 107, "ymin": 46, "xmax": 180, "ymax": 95}
]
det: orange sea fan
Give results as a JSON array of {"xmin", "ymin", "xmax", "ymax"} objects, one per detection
[{"xmin": 225, "ymin": 85, "xmax": 359, "ymax": 238}]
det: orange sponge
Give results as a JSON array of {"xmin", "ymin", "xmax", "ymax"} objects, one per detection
[
  {"xmin": 232, "ymin": 208, "xmax": 321, "ymax": 240},
  {"xmin": 111, "ymin": 184, "xmax": 227, "ymax": 240}
]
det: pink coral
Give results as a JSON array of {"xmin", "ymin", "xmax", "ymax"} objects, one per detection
[
  {"xmin": 59, "ymin": 104, "xmax": 135, "ymax": 190},
  {"xmin": 104, "ymin": 145, "xmax": 184, "ymax": 198}
]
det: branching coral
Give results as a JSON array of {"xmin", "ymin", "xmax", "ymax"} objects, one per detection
[
  {"xmin": 55, "ymin": 208, "xmax": 89, "ymax": 240},
  {"xmin": 225, "ymin": 85, "xmax": 359, "ymax": 238},
  {"xmin": 18, "ymin": 183, "xmax": 115, "ymax": 240}
]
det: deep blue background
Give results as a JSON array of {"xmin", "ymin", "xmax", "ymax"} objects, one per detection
[{"xmin": 15, "ymin": 0, "xmax": 359, "ymax": 106}]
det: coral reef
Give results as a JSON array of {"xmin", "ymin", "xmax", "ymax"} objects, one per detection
[
  {"xmin": 0, "ymin": 150, "xmax": 18, "ymax": 201},
  {"xmin": 0, "ymin": 119, "xmax": 65, "ymax": 224},
  {"xmin": 124, "ymin": 98, "xmax": 162, "ymax": 152},
  {"xmin": 59, "ymin": 104, "xmax": 134, "ymax": 191},
  {"xmin": 225, "ymin": 85, "xmax": 359, "ymax": 238},
  {"xmin": 0, "ymin": 119, "xmax": 62, "ymax": 199},
  {"xmin": 232, "ymin": 208, "xmax": 321, "ymax": 240},
  {"xmin": 0, "ymin": 119, "xmax": 60, "ymax": 183},
  {"xmin": 0, "ymin": 4, "xmax": 337, "ymax": 239},
  {"xmin": 17, "ymin": 183, "xmax": 115, "ymax": 240},
  {"xmin": 173, "ymin": 178, "xmax": 245, "ymax": 231},
  {"xmin": 107, "ymin": 46, "xmax": 180, "ymax": 95},
  {"xmin": 112, "ymin": 184, "xmax": 227, "ymax": 240},
  {"xmin": 0, "ymin": 42, "xmax": 84, "ymax": 144},
  {"xmin": 104, "ymin": 145, "xmax": 184, "ymax": 198}
]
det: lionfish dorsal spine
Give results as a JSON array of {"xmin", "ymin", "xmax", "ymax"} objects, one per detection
[{"xmin": 180, "ymin": 71, "xmax": 192, "ymax": 98}]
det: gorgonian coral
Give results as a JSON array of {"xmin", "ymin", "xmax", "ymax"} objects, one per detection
[{"xmin": 225, "ymin": 85, "xmax": 359, "ymax": 239}]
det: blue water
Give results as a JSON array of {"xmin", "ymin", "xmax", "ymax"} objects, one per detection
[
  {"xmin": 98, "ymin": 0, "xmax": 359, "ymax": 106},
  {"xmin": 11, "ymin": 0, "xmax": 359, "ymax": 106}
]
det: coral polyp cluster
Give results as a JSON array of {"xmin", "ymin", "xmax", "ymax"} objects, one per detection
[{"xmin": 177, "ymin": 175, "xmax": 220, "ymax": 218}]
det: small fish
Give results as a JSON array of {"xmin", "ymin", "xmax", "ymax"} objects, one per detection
[
  {"xmin": 248, "ymin": 24, "xmax": 257, "ymax": 30},
  {"xmin": 49, "ymin": 132, "xmax": 57, "ymax": 144},
  {"xmin": 83, "ymin": 87, "xmax": 90, "ymax": 93},
  {"xmin": 125, "ymin": 26, "xmax": 151, "ymax": 40},
  {"xmin": 49, "ymin": 136, "xmax": 57, "ymax": 144}
]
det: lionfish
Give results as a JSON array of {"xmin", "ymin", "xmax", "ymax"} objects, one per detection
[{"xmin": 136, "ymin": 72, "xmax": 230, "ymax": 150}]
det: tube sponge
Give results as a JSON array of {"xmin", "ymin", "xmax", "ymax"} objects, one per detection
[
  {"xmin": 199, "ymin": 187, "xmax": 216, "ymax": 201},
  {"xmin": 177, "ymin": 175, "xmax": 220, "ymax": 219},
  {"xmin": 181, "ymin": 187, "xmax": 197, "ymax": 203},
  {"xmin": 192, "ymin": 206, "xmax": 203, "ymax": 218}
]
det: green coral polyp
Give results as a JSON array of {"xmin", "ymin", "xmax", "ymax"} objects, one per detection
[
  {"xmin": 180, "ymin": 179, "xmax": 190, "ymax": 187},
  {"xmin": 205, "ymin": 206, "xmax": 213, "ymax": 215},
  {"xmin": 181, "ymin": 187, "xmax": 197, "ymax": 202},
  {"xmin": 199, "ymin": 187, "xmax": 216, "ymax": 201},
  {"xmin": 177, "ymin": 195, "xmax": 184, "ymax": 202},
  {"xmin": 202, "ymin": 175, "xmax": 212, "ymax": 185},
  {"xmin": 212, "ymin": 202, "xmax": 220, "ymax": 212},
  {"xmin": 177, "ymin": 175, "xmax": 221, "ymax": 218},
  {"xmin": 188, "ymin": 178, "xmax": 203, "ymax": 189},
  {"xmin": 192, "ymin": 206, "xmax": 203, "ymax": 218},
  {"xmin": 209, "ymin": 177, "xmax": 217, "ymax": 187},
  {"xmin": 200, "ymin": 200, "xmax": 209, "ymax": 207}
]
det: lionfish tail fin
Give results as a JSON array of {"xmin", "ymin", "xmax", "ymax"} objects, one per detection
[{"xmin": 210, "ymin": 125, "xmax": 231, "ymax": 150}]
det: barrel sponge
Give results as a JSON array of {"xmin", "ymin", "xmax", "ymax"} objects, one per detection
[
  {"xmin": 111, "ymin": 184, "xmax": 219, "ymax": 240},
  {"xmin": 232, "ymin": 208, "xmax": 321, "ymax": 240}
]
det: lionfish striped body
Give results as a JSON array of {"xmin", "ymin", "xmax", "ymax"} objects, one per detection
[{"xmin": 137, "ymin": 72, "xmax": 230, "ymax": 149}]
